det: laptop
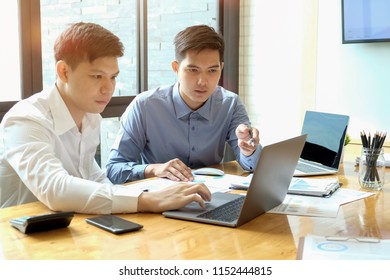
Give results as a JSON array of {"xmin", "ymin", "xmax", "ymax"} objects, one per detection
[
  {"xmin": 294, "ymin": 111, "xmax": 350, "ymax": 177},
  {"xmin": 162, "ymin": 134, "xmax": 307, "ymax": 228}
]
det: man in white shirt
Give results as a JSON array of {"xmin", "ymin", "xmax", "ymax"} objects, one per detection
[{"xmin": 0, "ymin": 22, "xmax": 211, "ymax": 213}]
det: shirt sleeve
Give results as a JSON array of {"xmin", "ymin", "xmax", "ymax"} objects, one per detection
[
  {"xmin": 2, "ymin": 117, "xmax": 143, "ymax": 214},
  {"xmin": 226, "ymin": 96, "xmax": 262, "ymax": 172},
  {"xmin": 238, "ymin": 145, "xmax": 262, "ymax": 172},
  {"xmin": 106, "ymin": 100, "xmax": 148, "ymax": 184}
]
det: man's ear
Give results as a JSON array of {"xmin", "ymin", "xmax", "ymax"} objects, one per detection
[
  {"xmin": 56, "ymin": 60, "xmax": 69, "ymax": 83},
  {"xmin": 171, "ymin": 60, "xmax": 179, "ymax": 74}
]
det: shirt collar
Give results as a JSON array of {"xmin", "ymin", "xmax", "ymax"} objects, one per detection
[
  {"xmin": 172, "ymin": 82, "xmax": 211, "ymax": 121},
  {"xmin": 49, "ymin": 85, "xmax": 100, "ymax": 135}
]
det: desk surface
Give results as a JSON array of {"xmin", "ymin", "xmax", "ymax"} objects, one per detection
[{"xmin": 1, "ymin": 144, "xmax": 389, "ymax": 260}]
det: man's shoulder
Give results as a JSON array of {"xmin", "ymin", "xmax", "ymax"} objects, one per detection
[
  {"xmin": 6, "ymin": 90, "xmax": 49, "ymax": 115},
  {"xmin": 139, "ymin": 84, "xmax": 174, "ymax": 98},
  {"xmin": 2, "ymin": 89, "xmax": 53, "ymax": 126},
  {"xmin": 133, "ymin": 84, "xmax": 174, "ymax": 105},
  {"xmin": 123, "ymin": 84, "xmax": 174, "ymax": 116},
  {"xmin": 212, "ymin": 86, "xmax": 240, "ymax": 101}
]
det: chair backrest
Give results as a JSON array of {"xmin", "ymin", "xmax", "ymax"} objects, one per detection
[{"xmin": 223, "ymin": 142, "xmax": 236, "ymax": 162}]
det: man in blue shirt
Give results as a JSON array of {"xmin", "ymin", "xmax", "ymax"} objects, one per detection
[{"xmin": 106, "ymin": 25, "xmax": 261, "ymax": 184}]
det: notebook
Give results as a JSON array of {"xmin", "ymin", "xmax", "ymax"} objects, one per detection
[
  {"xmin": 162, "ymin": 134, "xmax": 307, "ymax": 228},
  {"xmin": 294, "ymin": 111, "xmax": 350, "ymax": 177}
]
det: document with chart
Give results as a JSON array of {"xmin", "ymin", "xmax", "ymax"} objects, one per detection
[{"xmin": 297, "ymin": 235, "xmax": 390, "ymax": 260}]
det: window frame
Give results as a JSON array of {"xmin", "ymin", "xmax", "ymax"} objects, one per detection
[
  {"xmin": 0, "ymin": 0, "xmax": 239, "ymax": 122},
  {"xmin": 0, "ymin": 0, "xmax": 42, "ymax": 121}
]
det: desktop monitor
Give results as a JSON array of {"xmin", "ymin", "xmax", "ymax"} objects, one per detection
[{"xmin": 342, "ymin": 0, "xmax": 390, "ymax": 44}]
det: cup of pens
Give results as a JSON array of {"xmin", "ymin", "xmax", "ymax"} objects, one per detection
[{"xmin": 358, "ymin": 131, "xmax": 387, "ymax": 191}]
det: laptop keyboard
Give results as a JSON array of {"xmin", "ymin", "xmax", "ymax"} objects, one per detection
[
  {"xmin": 296, "ymin": 161, "xmax": 328, "ymax": 173},
  {"xmin": 197, "ymin": 196, "xmax": 245, "ymax": 222}
]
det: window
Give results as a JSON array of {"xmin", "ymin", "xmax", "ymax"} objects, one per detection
[
  {"xmin": 40, "ymin": 0, "xmax": 138, "ymax": 97},
  {"xmin": 40, "ymin": 0, "xmax": 220, "ymax": 168},
  {"xmin": 146, "ymin": 0, "xmax": 218, "ymax": 88},
  {"xmin": 0, "ymin": 1, "xmax": 42, "ymax": 122},
  {"xmin": 0, "ymin": 1, "xmax": 21, "ymax": 102},
  {"xmin": 1, "ymin": 0, "xmax": 239, "ymax": 167}
]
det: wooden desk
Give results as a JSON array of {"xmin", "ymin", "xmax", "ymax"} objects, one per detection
[{"xmin": 1, "ymin": 145, "xmax": 389, "ymax": 260}]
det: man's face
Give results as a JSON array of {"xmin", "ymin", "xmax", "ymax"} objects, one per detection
[
  {"xmin": 172, "ymin": 49, "xmax": 223, "ymax": 110},
  {"xmin": 60, "ymin": 56, "xmax": 119, "ymax": 118}
]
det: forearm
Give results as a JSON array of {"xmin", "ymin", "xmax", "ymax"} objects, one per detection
[
  {"xmin": 35, "ymin": 175, "xmax": 142, "ymax": 214},
  {"xmin": 106, "ymin": 159, "xmax": 148, "ymax": 183}
]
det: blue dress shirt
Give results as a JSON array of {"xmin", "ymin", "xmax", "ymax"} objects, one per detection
[{"xmin": 106, "ymin": 82, "xmax": 261, "ymax": 183}]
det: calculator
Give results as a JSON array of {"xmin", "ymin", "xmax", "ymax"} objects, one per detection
[{"xmin": 9, "ymin": 212, "xmax": 74, "ymax": 234}]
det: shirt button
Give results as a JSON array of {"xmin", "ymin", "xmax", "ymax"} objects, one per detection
[
  {"xmin": 192, "ymin": 126, "xmax": 195, "ymax": 131},
  {"xmin": 192, "ymin": 147, "xmax": 195, "ymax": 151}
]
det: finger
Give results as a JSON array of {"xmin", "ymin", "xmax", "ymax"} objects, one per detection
[
  {"xmin": 244, "ymin": 141, "xmax": 257, "ymax": 151},
  {"xmin": 236, "ymin": 124, "xmax": 249, "ymax": 136},
  {"xmin": 185, "ymin": 184, "xmax": 212, "ymax": 201},
  {"xmin": 174, "ymin": 163, "xmax": 194, "ymax": 180},
  {"xmin": 164, "ymin": 169, "xmax": 182, "ymax": 181},
  {"xmin": 165, "ymin": 173, "xmax": 181, "ymax": 182},
  {"xmin": 238, "ymin": 127, "xmax": 253, "ymax": 141},
  {"xmin": 251, "ymin": 127, "xmax": 259, "ymax": 138},
  {"xmin": 239, "ymin": 131, "xmax": 257, "ymax": 147},
  {"xmin": 187, "ymin": 193, "xmax": 207, "ymax": 208},
  {"xmin": 170, "ymin": 160, "xmax": 193, "ymax": 181},
  {"xmin": 238, "ymin": 138, "xmax": 252, "ymax": 148},
  {"xmin": 170, "ymin": 158, "xmax": 189, "ymax": 168},
  {"xmin": 238, "ymin": 141, "xmax": 257, "ymax": 156},
  {"xmin": 196, "ymin": 198, "xmax": 206, "ymax": 209},
  {"xmin": 183, "ymin": 166, "xmax": 194, "ymax": 180},
  {"xmin": 167, "ymin": 167, "xmax": 192, "ymax": 182}
]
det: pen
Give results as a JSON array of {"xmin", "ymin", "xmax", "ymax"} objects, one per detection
[{"xmin": 247, "ymin": 122, "xmax": 255, "ymax": 147}]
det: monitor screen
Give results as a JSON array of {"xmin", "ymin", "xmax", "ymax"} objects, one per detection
[
  {"xmin": 300, "ymin": 111, "xmax": 349, "ymax": 169},
  {"xmin": 342, "ymin": 0, "xmax": 390, "ymax": 44}
]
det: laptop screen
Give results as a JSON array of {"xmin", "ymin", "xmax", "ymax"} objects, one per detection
[{"xmin": 300, "ymin": 111, "xmax": 350, "ymax": 169}]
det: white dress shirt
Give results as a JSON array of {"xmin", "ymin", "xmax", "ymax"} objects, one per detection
[{"xmin": 0, "ymin": 85, "xmax": 142, "ymax": 213}]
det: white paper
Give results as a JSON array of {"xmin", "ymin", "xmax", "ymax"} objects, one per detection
[
  {"xmin": 268, "ymin": 194, "xmax": 341, "ymax": 217},
  {"xmin": 125, "ymin": 174, "xmax": 239, "ymax": 194},
  {"xmin": 268, "ymin": 188, "xmax": 374, "ymax": 218},
  {"xmin": 300, "ymin": 235, "xmax": 390, "ymax": 260}
]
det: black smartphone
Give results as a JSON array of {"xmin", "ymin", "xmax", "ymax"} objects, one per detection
[{"xmin": 85, "ymin": 215, "xmax": 143, "ymax": 234}]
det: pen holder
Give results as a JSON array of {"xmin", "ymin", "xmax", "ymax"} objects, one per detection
[{"xmin": 358, "ymin": 147, "xmax": 385, "ymax": 191}]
